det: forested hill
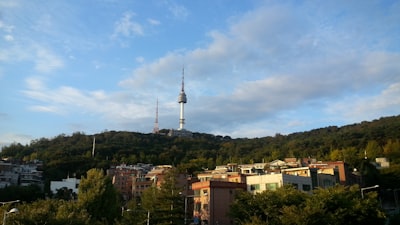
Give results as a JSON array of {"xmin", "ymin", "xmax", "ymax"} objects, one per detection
[{"xmin": 1, "ymin": 115, "xmax": 400, "ymax": 181}]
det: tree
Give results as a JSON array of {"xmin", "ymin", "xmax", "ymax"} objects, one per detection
[
  {"xmin": 0, "ymin": 185, "xmax": 44, "ymax": 202},
  {"xmin": 383, "ymin": 139, "xmax": 400, "ymax": 163},
  {"xmin": 329, "ymin": 149, "xmax": 343, "ymax": 161},
  {"xmin": 54, "ymin": 187, "xmax": 77, "ymax": 200},
  {"xmin": 141, "ymin": 186, "xmax": 159, "ymax": 224},
  {"xmin": 118, "ymin": 198, "xmax": 148, "ymax": 225},
  {"xmin": 281, "ymin": 185, "xmax": 386, "ymax": 225},
  {"xmin": 141, "ymin": 168, "xmax": 184, "ymax": 225},
  {"xmin": 230, "ymin": 185, "xmax": 307, "ymax": 225},
  {"xmin": 230, "ymin": 185, "xmax": 386, "ymax": 225},
  {"xmin": 8, "ymin": 199, "xmax": 90, "ymax": 225},
  {"xmin": 78, "ymin": 168, "xmax": 120, "ymax": 224},
  {"xmin": 365, "ymin": 140, "xmax": 383, "ymax": 160}
]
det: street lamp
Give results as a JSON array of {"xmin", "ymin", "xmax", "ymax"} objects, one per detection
[
  {"xmin": 121, "ymin": 206, "xmax": 150, "ymax": 225},
  {"xmin": 179, "ymin": 192, "xmax": 195, "ymax": 225},
  {"xmin": 1, "ymin": 200, "xmax": 20, "ymax": 225},
  {"xmin": 361, "ymin": 185, "xmax": 379, "ymax": 199},
  {"xmin": 184, "ymin": 195, "xmax": 195, "ymax": 225}
]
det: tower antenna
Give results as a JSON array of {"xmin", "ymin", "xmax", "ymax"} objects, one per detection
[
  {"xmin": 153, "ymin": 98, "xmax": 159, "ymax": 134},
  {"xmin": 92, "ymin": 136, "xmax": 96, "ymax": 158}
]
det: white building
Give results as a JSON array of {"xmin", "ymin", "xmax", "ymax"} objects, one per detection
[
  {"xmin": 0, "ymin": 161, "xmax": 44, "ymax": 188},
  {"xmin": 246, "ymin": 173, "xmax": 313, "ymax": 194},
  {"xmin": 50, "ymin": 177, "xmax": 80, "ymax": 194}
]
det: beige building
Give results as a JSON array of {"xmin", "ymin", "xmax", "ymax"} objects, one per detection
[{"xmin": 246, "ymin": 172, "xmax": 313, "ymax": 194}]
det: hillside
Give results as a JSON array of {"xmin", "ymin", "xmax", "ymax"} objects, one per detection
[{"xmin": 1, "ymin": 115, "xmax": 400, "ymax": 183}]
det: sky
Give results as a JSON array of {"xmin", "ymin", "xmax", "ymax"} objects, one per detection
[{"xmin": 1, "ymin": 0, "xmax": 400, "ymax": 147}]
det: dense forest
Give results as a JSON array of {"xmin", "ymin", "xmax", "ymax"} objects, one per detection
[{"xmin": 1, "ymin": 115, "xmax": 400, "ymax": 189}]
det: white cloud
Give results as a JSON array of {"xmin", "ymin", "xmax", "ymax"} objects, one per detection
[
  {"xmin": 147, "ymin": 18, "xmax": 160, "ymax": 26},
  {"xmin": 116, "ymin": 1, "xmax": 400, "ymax": 136},
  {"xmin": 4, "ymin": 34, "xmax": 14, "ymax": 41},
  {"xmin": 34, "ymin": 47, "xmax": 64, "ymax": 73},
  {"xmin": 29, "ymin": 105, "xmax": 61, "ymax": 114},
  {"xmin": 135, "ymin": 56, "xmax": 145, "ymax": 63},
  {"xmin": 0, "ymin": 0, "xmax": 20, "ymax": 8},
  {"xmin": 329, "ymin": 82, "xmax": 400, "ymax": 123},
  {"xmin": 0, "ymin": 20, "xmax": 14, "ymax": 33},
  {"xmin": 23, "ymin": 76, "xmax": 156, "ymax": 129},
  {"xmin": 166, "ymin": 2, "xmax": 189, "ymax": 20},
  {"xmin": 0, "ymin": 133, "xmax": 33, "ymax": 147},
  {"xmin": 112, "ymin": 12, "xmax": 144, "ymax": 38},
  {"xmin": 13, "ymin": 1, "xmax": 400, "ymax": 139}
]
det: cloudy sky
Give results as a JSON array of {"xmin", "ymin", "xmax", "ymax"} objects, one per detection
[{"xmin": 1, "ymin": 0, "xmax": 400, "ymax": 146}]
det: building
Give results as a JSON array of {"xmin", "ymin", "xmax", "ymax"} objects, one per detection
[
  {"xmin": 246, "ymin": 172, "xmax": 313, "ymax": 194},
  {"xmin": 0, "ymin": 161, "xmax": 18, "ymax": 188},
  {"xmin": 309, "ymin": 161, "xmax": 349, "ymax": 185},
  {"xmin": 374, "ymin": 157, "xmax": 390, "ymax": 169},
  {"xmin": 0, "ymin": 160, "xmax": 43, "ymax": 189},
  {"xmin": 50, "ymin": 177, "xmax": 80, "ymax": 195},
  {"xmin": 192, "ymin": 180, "xmax": 247, "ymax": 225},
  {"xmin": 17, "ymin": 164, "xmax": 43, "ymax": 188},
  {"xmin": 107, "ymin": 163, "xmax": 153, "ymax": 201}
]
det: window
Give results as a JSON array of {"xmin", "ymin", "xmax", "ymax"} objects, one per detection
[
  {"xmin": 302, "ymin": 184, "xmax": 311, "ymax": 191},
  {"xmin": 266, "ymin": 183, "xmax": 278, "ymax": 191},
  {"xmin": 250, "ymin": 184, "xmax": 260, "ymax": 191},
  {"xmin": 195, "ymin": 202, "xmax": 201, "ymax": 211}
]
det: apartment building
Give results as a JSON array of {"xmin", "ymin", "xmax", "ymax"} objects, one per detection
[
  {"xmin": 107, "ymin": 163, "xmax": 153, "ymax": 200},
  {"xmin": 191, "ymin": 180, "xmax": 246, "ymax": 225},
  {"xmin": 246, "ymin": 172, "xmax": 313, "ymax": 194},
  {"xmin": 0, "ymin": 160, "xmax": 43, "ymax": 189},
  {"xmin": 308, "ymin": 161, "xmax": 349, "ymax": 185}
]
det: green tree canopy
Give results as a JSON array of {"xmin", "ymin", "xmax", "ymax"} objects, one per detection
[
  {"xmin": 141, "ymin": 168, "xmax": 184, "ymax": 225},
  {"xmin": 78, "ymin": 168, "xmax": 120, "ymax": 224},
  {"xmin": 230, "ymin": 185, "xmax": 386, "ymax": 225},
  {"xmin": 8, "ymin": 199, "xmax": 90, "ymax": 225}
]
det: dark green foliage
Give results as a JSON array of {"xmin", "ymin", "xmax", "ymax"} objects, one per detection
[
  {"xmin": 141, "ymin": 168, "xmax": 185, "ymax": 225},
  {"xmin": 230, "ymin": 185, "xmax": 386, "ymax": 225},
  {"xmin": 7, "ymin": 199, "xmax": 90, "ymax": 225},
  {"xmin": 0, "ymin": 185, "xmax": 44, "ymax": 202},
  {"xmin": 54, "ymin": 187, "xmax": 77, "ymax": 200},
  {"xmin": 380, "ymin": 164, "xmax": 400, "ymax": 188},
  {"xmin": 230, "ymin": 186, "xmax": 308, "ymax": 225},
  {"xmin": 78, "ymin": 168, "xmax": 120, "ymax": 224}
]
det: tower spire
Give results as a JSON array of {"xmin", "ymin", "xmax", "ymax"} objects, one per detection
[
  {"xmin": 153, "ymin": 98, "xmax": 159, "ymax": 134},
  {"xmin": 178, "ymin": 67, "xmax": 187, "ymax": 130},
  {"xmin": 181, "ymin": 67, "xmax": 185, "ymax": 92}
]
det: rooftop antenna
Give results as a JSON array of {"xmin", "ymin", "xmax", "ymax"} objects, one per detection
[{"xmin": 153, "ymin": 98, "xmax": 159, "ymax": 134}]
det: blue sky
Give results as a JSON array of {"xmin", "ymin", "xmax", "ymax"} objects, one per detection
[{"xmin": 1, "ymin": 0, "xmax": 400, "ymax": 147}]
